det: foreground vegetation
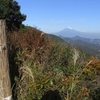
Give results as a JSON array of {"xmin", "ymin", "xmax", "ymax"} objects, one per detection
[
  {"xmin": 2, "ymin": 0, "xmax": 100, "ymax": 99},
  {"xmin": 7, "ymin": 26, "xmax": 100, "ymax": 100}
]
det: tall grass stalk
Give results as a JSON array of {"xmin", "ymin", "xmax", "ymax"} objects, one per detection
[
  {"xmin": 73, "ymin": 48, "xmax": 79, "ymax": 67},
  {"xmin": 19, "ymin": 65, "xmax": 34, "ymax": 82},
  {"xmin": 65, "ymin": 48, "xmax": 81, "ymax": 100}
]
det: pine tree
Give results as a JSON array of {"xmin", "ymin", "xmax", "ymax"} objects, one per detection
[{"xmin": 0, "ymin": 0, "xmax": 26, "ymax": 31}]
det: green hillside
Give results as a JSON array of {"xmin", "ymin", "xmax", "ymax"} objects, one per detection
[
  {"xmin": 64, "ymin": 38, "xmax": 100, "ymax": 58},
  {"xmin": 47, "ymin": 34, "xmax": 65, "ymax": 43}
]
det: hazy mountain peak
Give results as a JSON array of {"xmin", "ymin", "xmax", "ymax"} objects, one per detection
[
  {"xmin": 62, "ymin": 27, "xmax": 74, "ymax": 31},
  {"xmin": 54, "ymin": 28, "xmax": 81, "ymax": 37},
  {"xmin": 67, "ymin": 27, "xmax": 73, "ymax": 29},
  {"xmin": 53, "ymin": 28, "xmax": 100, "ymax": 39}
]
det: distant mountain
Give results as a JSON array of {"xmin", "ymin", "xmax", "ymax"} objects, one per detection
[
  {"xmin": 54, "ymin": 28, "xmax": 84, "ymax": 37},
  {"xmin": 63, "ymin": 36, "xmax": 100, "ymax": 58},
  {"xmin": 54, "ymin": 28, "xmax": 100, "ymax": 39},
  {"xmin": 70, "ymin": 36, "xmax": 100, "ymax": 45},
  {"xmin": 48, "ymin": 31, "xmax": 100, "ymax": 58}
]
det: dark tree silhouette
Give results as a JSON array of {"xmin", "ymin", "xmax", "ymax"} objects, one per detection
[{"xmin": 0, "ymin": 0, "xmax": 26, "ymax": 31}]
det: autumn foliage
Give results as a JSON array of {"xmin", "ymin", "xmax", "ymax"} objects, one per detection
[{"xmin": 7, "ymin": 27, "xmax": 100, "ymax": 100}]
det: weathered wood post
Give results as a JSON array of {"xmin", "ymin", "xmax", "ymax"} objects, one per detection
[{"xmin": 0, "ymin": 20, "xmax": 12, "ymax": 100}]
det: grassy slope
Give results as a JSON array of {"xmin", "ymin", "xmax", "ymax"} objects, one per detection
[{"xmin": 8, "ymin": 27, "xmax": 100, "ymax": 100}]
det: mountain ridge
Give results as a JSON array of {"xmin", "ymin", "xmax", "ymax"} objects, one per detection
[
  {"xmin": 53, "ymin": 28, "xmax": 100, "ymax": 39},
  {"xmin": 63, "ymin": 36, "xmax": 100, "ymax": 58}
]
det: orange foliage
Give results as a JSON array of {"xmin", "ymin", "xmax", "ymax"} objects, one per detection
[
  {"xmin": 81, "ymin": 87, "xmax": 89, "ymax": 96},
  {"xmin": 84, "ymin": 56, "xmax": 100, "ymax": 75}
]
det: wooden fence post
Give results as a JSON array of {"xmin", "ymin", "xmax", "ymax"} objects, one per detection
[{"xmin": 0, "ymin": 20, "xmax": 12, "ymax": 100}]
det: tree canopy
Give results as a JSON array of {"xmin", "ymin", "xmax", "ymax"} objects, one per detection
[{"xmin": 0, "ymin": 0, "xmax": 26, "ymax": 31}]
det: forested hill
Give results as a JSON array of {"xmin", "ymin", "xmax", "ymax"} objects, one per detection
[
  {"xmin": 63, "ymin": 37, "xmax": 100, "ymax": 58},
  {"xmin": 47, "ymin": 34, "xmax": 65, "ymax": 43}
]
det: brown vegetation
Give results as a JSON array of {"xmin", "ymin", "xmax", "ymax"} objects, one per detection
[{"xmin": 7, "ymin": 26, "xmax": 100, "ymax": 100}]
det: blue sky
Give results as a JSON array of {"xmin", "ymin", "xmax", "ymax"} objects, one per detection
[{"xmin": 16, "ymin": 0, "xmax": 100, "ymax": 34}]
